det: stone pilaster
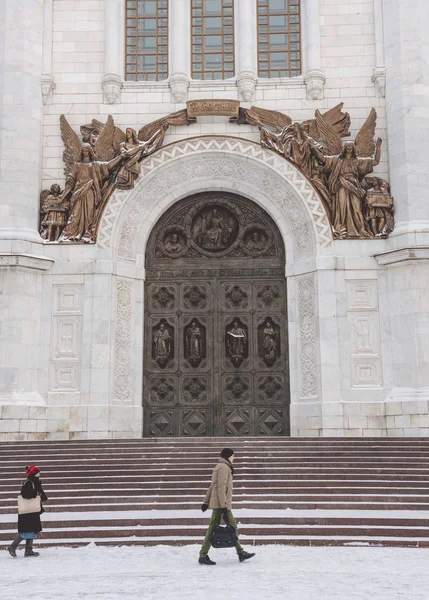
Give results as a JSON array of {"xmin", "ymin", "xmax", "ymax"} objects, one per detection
[
  {"xmin": 303, "ymin": 0, "xmax": 325, "ymax": 99},
  {"xmin": 103, "ymin": 0, "xmax": 124, "ymax": 104},
  {"xmin": 168, "ymin": 0, "xmax": 190, "ymax": 102},
  {"xmin": 236, "ymin": 0, "xmax": 257, "ymax": 101},
  {"xmin": 0, "ymin": 0, "xmax": 44, "ymax": 242},
  {"xmin": 383, "ymin": 0, "xmax": 429, "ymax": 233}
]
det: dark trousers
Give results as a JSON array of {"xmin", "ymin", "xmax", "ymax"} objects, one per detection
[{"xmin": 199, "ymin": 509, "xmax": 244, "ymax": 557}]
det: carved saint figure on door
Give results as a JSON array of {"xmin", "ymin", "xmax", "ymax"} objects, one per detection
[
  {"xmin": 227, "ymin": 319, "xmax": 248, "ymax": 367},
  {"xmin": 185, "ymin": 321, "xmax": 203, "ymax": 367},
  {"xmin": 262, "ymin": 319, "xmax": 278, "ymax": 366},
  {"xmin": 153, "ymin": 322, "xmax": 172, "ymax": 368}
]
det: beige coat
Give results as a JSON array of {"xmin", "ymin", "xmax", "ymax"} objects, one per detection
[{"xmin": 204, "ymin": 458, "xmax": 233, "ymax": 510}]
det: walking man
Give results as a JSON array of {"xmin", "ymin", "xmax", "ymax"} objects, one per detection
[{"xmin": 198, "ymin": 448, "xmax": 255, "ymax": 565}]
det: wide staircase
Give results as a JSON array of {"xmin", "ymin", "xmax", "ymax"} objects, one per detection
[{"xmin": 1, "ymin": 438, "xmax": 429, "ymax": 549}]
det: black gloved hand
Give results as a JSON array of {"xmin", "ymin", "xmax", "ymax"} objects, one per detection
[
  {"xmin": 201, "ymin": 503, "xmax": 209, "ymax": 512},
  {"xmin": 41, "ymin": 492, "xmax": 48, "ymax": 502}
]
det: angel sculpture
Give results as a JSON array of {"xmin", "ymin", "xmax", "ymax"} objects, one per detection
[
  {"xmin": 308, "ymin": 108, "xmax": 383, "ymax": 239},
  {"xmin": 57, "ymin": 114, "xmax": 127, "ymax": 242},
  {"xmin": 116, "ymin": 125, "xmax": 168, "ymax": 190},
  {"xmin": 247, "ymin": 104, "xmax": 351, "ymax": 220},
  {"xmin": 246, "ymin": 103, "xmax": 351, "ymax": 176}
]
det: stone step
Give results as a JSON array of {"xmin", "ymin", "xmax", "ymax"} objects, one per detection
[
  {"xmin": 3, "ymin": 481, "xmax": 429, "ymax": 492},
  {"xmin": 2, "ymin": 516, "xmax": 429, "ymax": 530},
  {"xmin": 2, "ymin": 437, "xmax": 429, "ymax": 548}
]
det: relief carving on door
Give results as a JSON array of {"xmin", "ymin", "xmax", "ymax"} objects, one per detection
[{"xmin": 144, "ymin": 192, "xmax": 290, "ymax": 437}]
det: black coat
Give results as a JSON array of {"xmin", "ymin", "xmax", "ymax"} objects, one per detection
[{"xmin": 18, "ymin": 477, "xmax": 48, "ymax": 534}]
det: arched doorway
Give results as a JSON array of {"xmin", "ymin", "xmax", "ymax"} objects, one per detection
[{"xmin": 143, "ymin": 191, "xmax": 290, "ymax": 436}]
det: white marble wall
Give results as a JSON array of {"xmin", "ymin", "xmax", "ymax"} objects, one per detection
[{"xmin": 1, "ymin": 0, "xmax": 429, "ymax": 440}]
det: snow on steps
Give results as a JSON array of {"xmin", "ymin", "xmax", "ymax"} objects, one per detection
[{"xmin": 1, "ymin": 438, "xmax": 429, "ymax": 548}]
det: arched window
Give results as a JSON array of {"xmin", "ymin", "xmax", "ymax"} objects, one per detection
[
  {"xmin": 191, "ymin": 0, "xmax": 235, "ymax": 80},
  {"xmin": 125, "ymin": 0, "xmax": 169, "ymax": 81},
  {"xmin": 257, "ymin": 0, "xmax": 301, "ymax": 78}
]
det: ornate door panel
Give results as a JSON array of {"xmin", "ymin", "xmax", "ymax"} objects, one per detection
[{"xmin": 144, "ymin": 192, "xmax": 290, "ymax": 437}]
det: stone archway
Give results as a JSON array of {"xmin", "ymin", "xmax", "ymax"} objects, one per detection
[
  {"xmin": 101, "ymin": 136, "xmax": 333, "ymax": 434},
  {"xmin": 99, "ymin": 136, "xmax": 333, "ymax": 260}
]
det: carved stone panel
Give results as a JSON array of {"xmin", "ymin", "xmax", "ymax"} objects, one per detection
[
  {"xmin": 257, "ymin": 409, "xmax": 286, "ymax": 435},
  {"xmin": 181, "ymin": 283, "xmax": 209, "ymax": 311},
  {"xmin": 148, "ymin": 376, "xmax": 177, "ymax": 406},
  {"xmin": 256, "ymin": 375, "xmax": 284, "ymax": 405},
  {"xmin": 148, "ymin": 284, "xmax": 177, "ymax": 312},
  {"xmin": 255, "ymin": 282, "xmax": 283, "ymax": 311},
  {"xmin": 223, "ymin": 283, "xmax": 250, "ymax": 310},
  {"xmin": 147, "ymin": 409, "xmax": 176, "ymax": 437},
  {"xmin": 181, "ymin": 409, "xmax": 209, "ymax": 436},
  {"xmin": 143, "ymin": 191, "xmax": 290, "ymax": 437},
  {"xmin": 181, "ymin": 376, "xmax": 210, "ymax": 405},
  {"xmin": 224, "ymin": 375, "xmax": 252, "ymax": 405},
  {"xmin": 224, "ymin": 408, "xmax": 252, "ymax": 436}
]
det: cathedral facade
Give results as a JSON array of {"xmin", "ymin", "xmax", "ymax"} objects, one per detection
[{"xmin": 0, "ymin": 0, "xmax": 428, "ymax": 440}]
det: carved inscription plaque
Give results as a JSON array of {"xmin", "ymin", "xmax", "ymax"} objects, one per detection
[{"xmin": 144, "ymin": 192, "xmax": 290, "ymax": 436}]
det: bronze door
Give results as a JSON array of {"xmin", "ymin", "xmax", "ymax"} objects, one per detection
[{"xmin": 144, "ymin": 192, "xmax": 290, "ymax": 437}]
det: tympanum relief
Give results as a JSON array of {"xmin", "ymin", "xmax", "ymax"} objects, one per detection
[{"xmin": 40, "ymin": 100, "xmax": 394, "ymax": 244}]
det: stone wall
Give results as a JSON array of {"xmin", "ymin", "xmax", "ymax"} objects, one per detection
[{"xmin": 1, "ymin": 0, "xmax": 428, "ymax": 440}]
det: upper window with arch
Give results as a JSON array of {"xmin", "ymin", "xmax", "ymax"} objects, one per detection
[
  {"xmin": 191, "ymin": 0, "xmax": 235, "ymax": 80},
  {"xmin": 125, "ymin": 0, "xmax": 169, "ymax": 82},
  {"xmin": 257, "ymin": 0, "xmax": 301, "ymax": 78}
]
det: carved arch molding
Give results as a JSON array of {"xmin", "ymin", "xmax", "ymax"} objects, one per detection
[
  {"xmin": 144, "ymin": 192, "xmax": 290, "ymax": 437},
  {"xmin": 99, "ymin": 136, "xmax": 333, "ymax": 257}
]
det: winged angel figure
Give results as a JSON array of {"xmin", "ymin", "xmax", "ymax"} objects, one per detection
[
  {"xmin": 309, "ymin": 108, "xmax": 382, "ymax": 238},
  {"xmin": 58, "ymin": 114, "xmax": 171, "ymax": 242},
  {"xmin": 58, "ymin": 114, "xmax": 127, "ymax": 242}
]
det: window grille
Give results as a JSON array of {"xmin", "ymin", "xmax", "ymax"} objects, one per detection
[
  {"xmin": 191, "ymin": 0, "xmax": 235, "ymax": 80},
  {"xmin": 257, "ymin": 0, "xmax": 301, "ymax": 78},
  {"xmin": 125, "ymin": 0, "xmax": 169, "ymax": 81}
]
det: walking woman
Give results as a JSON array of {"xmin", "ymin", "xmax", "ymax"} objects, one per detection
[
  {"xmin": 199, "ymin": 448, "xmax": 255, "ymax": 565},
  {"xmin": 7, "ymin": 466, "xmax": 48, "ymax": 558}
]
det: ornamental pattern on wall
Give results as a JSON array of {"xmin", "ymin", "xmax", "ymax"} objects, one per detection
[
  {"xmin": 40, "ymin": 101, "xmax": 394, "ymax": 244},
  {"xmin": 297, "ymin": 275, "xmax": 318, "ymax": 399},
  {"xmin": 109, "ymin": 142, "xmax": 321, "ymax": 260},
  {"xmin": 114, "ymin": 279, "xmax": 134, "ymax": 403}
]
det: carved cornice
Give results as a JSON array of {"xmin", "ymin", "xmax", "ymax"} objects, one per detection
[
  {"xmin": 374, "ymin": 247, "xmax": 429, "ymax": 266},
  {"xmin": 0, "ymin": 254, "xmax": 55, "ymax": 272}
]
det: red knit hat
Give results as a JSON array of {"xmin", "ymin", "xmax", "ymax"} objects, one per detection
[{"xmin": 25, "ymin": 465, "xmax": 40, "ymax": 477}]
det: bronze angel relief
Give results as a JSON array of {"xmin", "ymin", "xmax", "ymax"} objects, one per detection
[
  {"xmin": 39, "ymin": 102, "xmax": 393, "ymax": 243},
  {"xmin": 39, "ymin": 110, "xmax": 191, "ymax": 242},
  {"xmin": 247, "ymin": 103, "xmax": 394, "ymax": 239}
]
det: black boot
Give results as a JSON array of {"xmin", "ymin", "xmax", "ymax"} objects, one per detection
[
  {"xmin": 24, "ymin": 540, "xmax": 40, "ymax": 558},
  {"xmin": 198, "ymin": 555, "xmax": 216, "ymax": 565},
  {"xmin": 238, "ymin": 550, "xmax": 255, "ymax": 562},
  {"xmin": 7, "ymin": 536, "xmax": 23, "ymax": 558}
]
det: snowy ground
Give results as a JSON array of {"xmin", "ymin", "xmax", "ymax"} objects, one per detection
[{"xmin": 2, "ymin": 544, "xmax": 429, "ymax": 600}]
